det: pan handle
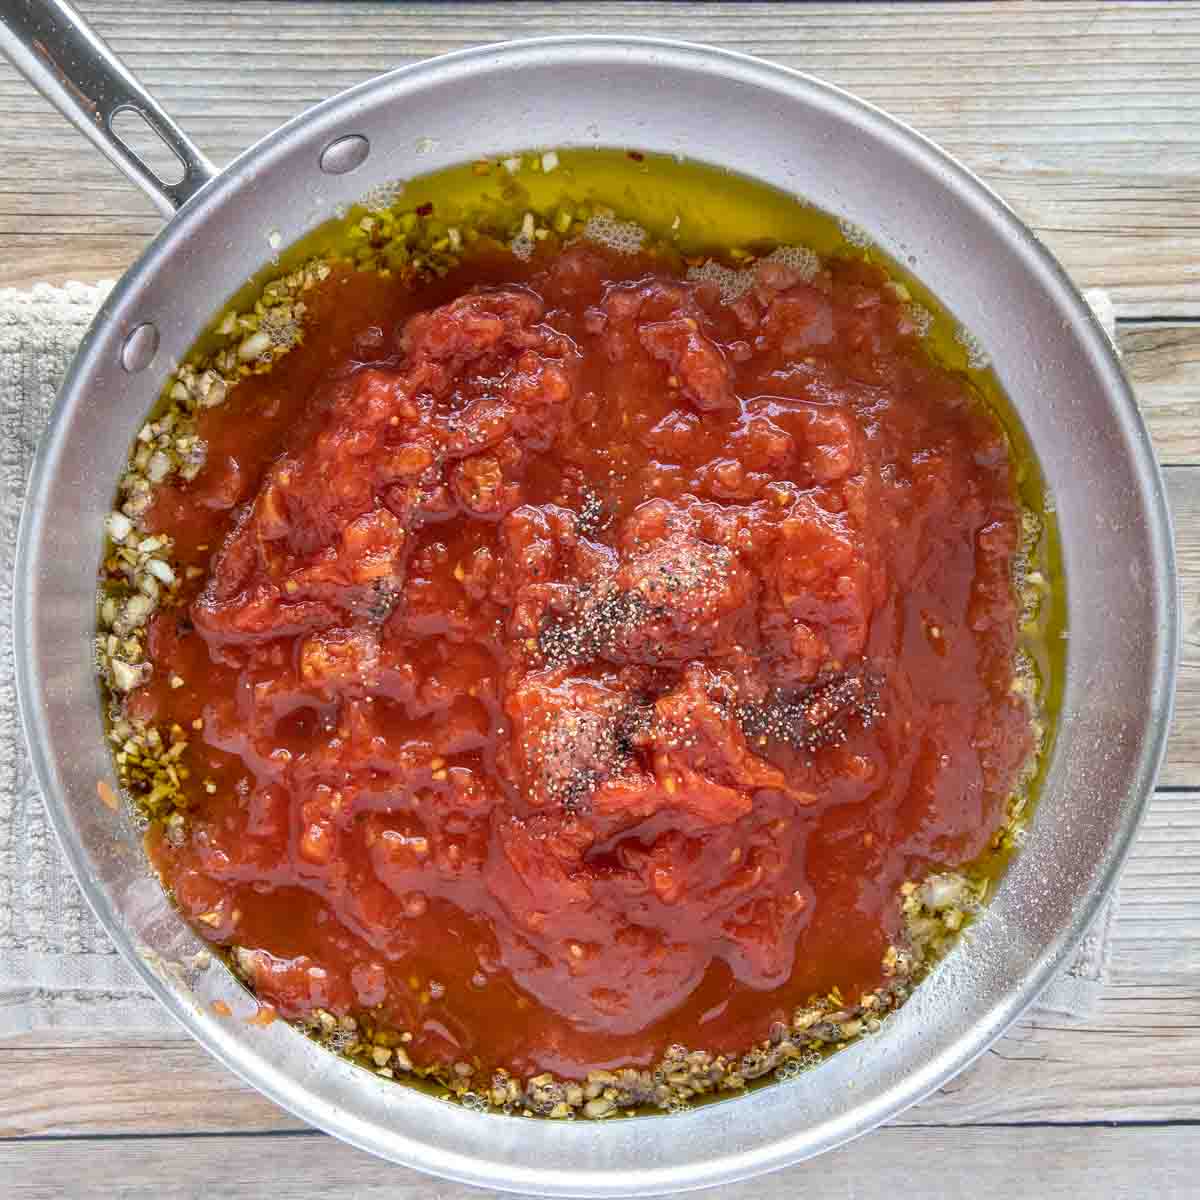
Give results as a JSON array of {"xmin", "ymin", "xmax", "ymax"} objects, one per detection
[{"xmin": 0, "ymin": 0, "xmax": 216, "ymax": 216}]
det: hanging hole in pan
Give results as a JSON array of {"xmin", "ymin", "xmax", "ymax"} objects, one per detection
[
  {"xmin": 320, "ymin": 134, "xmax": 370, "ymax": 175},
  {"xmin": 110, "ymin": 107, "xmax": 186, "ymax": 186},
  {"xmin": 121, "ymin": 322, "xmax": 159, "ymax": 373}
]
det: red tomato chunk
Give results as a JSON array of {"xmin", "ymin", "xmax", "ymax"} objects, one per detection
[{"xmin": 143, "ymin": 240, "xmax": 1031, "ymax": 1079}]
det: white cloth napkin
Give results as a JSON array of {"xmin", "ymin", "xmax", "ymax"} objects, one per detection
[
  {"xmin": 0, "ymin": 281, "xmax": 175, "ymax": 1033},
  {"xmin": 0, "ymin": 280, "xmax": 1115, "ymax": 1035}
]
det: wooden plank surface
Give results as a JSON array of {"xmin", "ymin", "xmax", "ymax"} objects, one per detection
[
  {"xmin": 1126, "ymin": 325, "xmax": 1200, "ymax": 466},
  {"xmin": 0, "ymin": 2, "xmax": 1198, "ymax": 317},
  {"xmin": 6, "ymin": 1125, "xmax": 1198, "ymax": 1200},
  {"xmin": 1165, "ymin": 473, "xmax": 1200, "ymax": 786},
  {"xmin": 2, "ymin": 0, "xmax": 1198, "ymax": 1194}
]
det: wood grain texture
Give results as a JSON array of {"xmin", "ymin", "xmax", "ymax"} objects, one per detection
[
  {"xmin": 6, "ymin": 1125, "xmax": 1199, "ymax": 1200},
  {"xmin": 1164, "ymin": 472, "xmax": 1200, "ymax": 787},
  {"xmin": 1, "ymin": 2, "xmax": 1198, "ymax": 316},
  {"xmin": 1, "ymin": 790, "xmax": 1196, "ymax": 1138},
  {"xmin": 1125, "ymin": 324, "xmax": 1200, "ymax": 466}
]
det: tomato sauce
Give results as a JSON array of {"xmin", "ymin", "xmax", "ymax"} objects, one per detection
[{"xmin": 140, "ymin": 237, "xmax": 1031, "ymax": 1080}]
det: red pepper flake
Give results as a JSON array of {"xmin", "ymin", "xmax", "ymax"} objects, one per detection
[
  {"xmin": 245, "ymin": 1003, "xmax": 278, "ymax": 1027},
  {"xmin": 415, "ymin": 202, "xmax": 434, "ymax": 218},
  {"xmin": 211, "ymin": 999, "xmax": 232, "ymax": 1018},
  {"xmin": 96, "ymin": 780, "xmax": 119, "ymax": 811},
  {"xmin": 627, "ymin": 150, "xmax": 645, "ymax": 162}
]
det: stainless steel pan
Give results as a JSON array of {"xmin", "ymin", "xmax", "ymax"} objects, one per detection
[{"xmin": 1, "ymin": 0, "xmax": 1178, "ymax": 1193}]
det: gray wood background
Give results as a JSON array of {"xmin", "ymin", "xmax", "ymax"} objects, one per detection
[{"xmin": 2, "ymin": 2, "xmax": 1198, "ymax": 1196}]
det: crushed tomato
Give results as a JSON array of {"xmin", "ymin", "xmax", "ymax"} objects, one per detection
[{"xmin": 140, "ymin": 239, "xmax": 1031, "ymax": 1079}]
